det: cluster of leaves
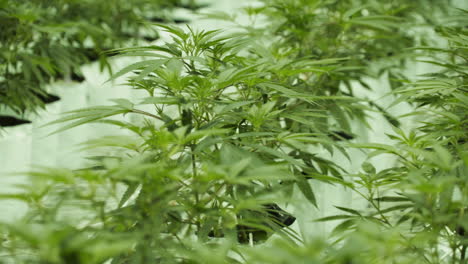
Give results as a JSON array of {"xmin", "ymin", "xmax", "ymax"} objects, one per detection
[
  {"xmin": 319, "ymin": 8, "xmax": 468, "ymax": 264},
  {"xmin": 231, "ymin": 0, "xmax": 456, "ymax": 127},
  {"xmin": 0, "ymin": 0, "xmax": 204, "ymax": 114},
  {"xmin": 0, "ymin": 1, "xmax": 466, "ymax": 264}
]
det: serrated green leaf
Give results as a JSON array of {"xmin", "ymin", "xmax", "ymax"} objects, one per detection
[
  {"xmin": 107, "ymin": 59, "xmax": 166, "ymax": 82},
  {"xmin": 334, "ymin": 206, "xmax": 361, "ymax": 216},
  {"xmin": 314, "ymin": 215, "xmax": 353, "ymax": 222}
]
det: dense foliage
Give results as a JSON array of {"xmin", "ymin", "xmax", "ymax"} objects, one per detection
[{"xmin": 0, "ymin": 0, "xmax": 466, "ymax": 263}]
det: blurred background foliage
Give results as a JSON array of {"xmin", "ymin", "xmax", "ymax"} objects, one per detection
[
  {"xmin": 0, "ymin": 0, "xmax": 466, "ymax": 263},
  {"xmin": 0, "ymin": 0, "xmax": 203, "ymax": 115}
]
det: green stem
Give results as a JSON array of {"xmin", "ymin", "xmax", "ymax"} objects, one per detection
[
  {"xmin": 190, "ymin": 144, "xmax": 200, "ymax": 233},
  {"xmin": 461, "ymin": 245, "xmax": 466, "ymax": 263}
]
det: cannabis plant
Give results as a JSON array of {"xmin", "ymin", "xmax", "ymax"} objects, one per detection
[
  {"xmin": 317, "ymin": 8, "xmax": 468, "ymax": 264},
  {"xmin": 0, "ymin": 8, "xmax": 382, "ymax": 258},
  {"xmin": 232, "ymin": 0, "xmax": 457, "ymax": 128}
]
